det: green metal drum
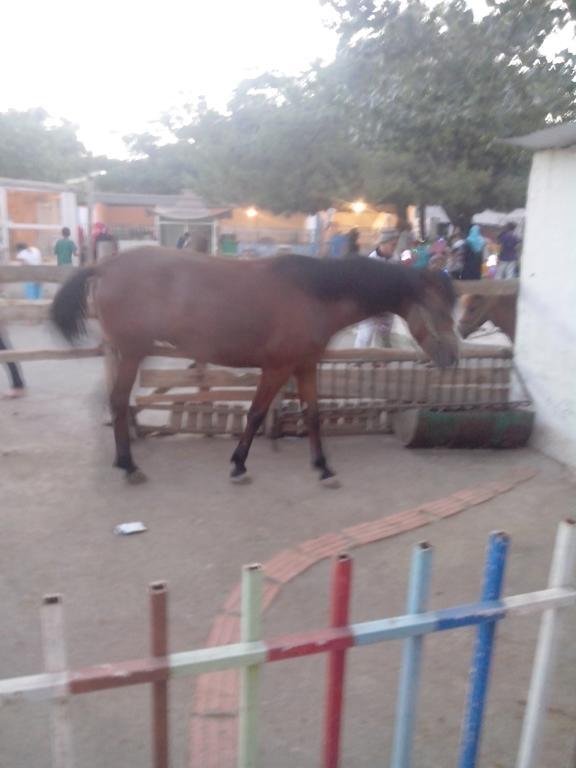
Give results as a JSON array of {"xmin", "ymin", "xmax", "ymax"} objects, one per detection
[{"xmin": 392, "ymin": 408, "xmax": 534, "ymax": 449}]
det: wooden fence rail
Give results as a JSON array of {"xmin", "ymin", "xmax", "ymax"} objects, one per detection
[
  {"xmin": 0, "ymin": 264, "xmax": 520, "ymax": 294},
  {"xmin": 0, "ymin": 264, "xmax": 75, "ymax": 284},
  {"xmin": 0, "ymin": 347, "xmax": 102, "ymax": 363},
  {"xmin": 453, "ymin": 279, "xmax": 519, "ymax": 296}
]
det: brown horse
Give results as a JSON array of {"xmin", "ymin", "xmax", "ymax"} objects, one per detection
[
  {"xmin": 51, "ymin": 248, "xmax": 459, "ymax": 484},
  {"xmin": 458, "ymin": 294, "xmax": 517, "ymax": 342}
]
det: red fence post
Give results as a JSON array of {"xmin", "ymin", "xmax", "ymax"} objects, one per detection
[
  {"xmin": 323, "ymin": 554, "xmax": 353, "ymax": 768},
  {"xmin": 150, "ymin": 582, "xmax": 169, "ymax": 768}
]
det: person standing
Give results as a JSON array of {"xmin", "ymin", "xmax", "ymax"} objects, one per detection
[
  {"xmin": 92, "ymin": 223, "xmax": 117, "ymax": 261},
  {"xmin": 346, "ymin": 227, "xmax": 361, "ymax": 257},
  {"xmin": 496, "ymin": 222, "xmax": 521, "ymax": 279},
  {"xmin": 176, "ymin": 231, "xmax": 191, "ymax": 249},
  {"xmin": 0, "ymin": 327, "xmax": 25, "ymax": 398},
  {"xmin": 53, "ymin": 227, "xmax": 78, "ymax": 266},
  {"xmin": 461, "ymin": 225, "xmax": 486, "ymax": 280},
  {"xmin": 412, "ymin": 238, "xmax": 432, "ymax": 269},
  {"xmin": 354, "ymin": 230, "xmax": 399, "ymax": 348},
  {"xmin": 15, "ymin": 243, "xmax": 43, "ymax": 299},
  {"xmin": 447, "ymin": 230, "xmax": 465, "ymax": 279}
]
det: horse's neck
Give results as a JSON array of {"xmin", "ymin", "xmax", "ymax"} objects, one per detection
[{"xmin": 325, "ymin": 299, "xmax": 384, "ymax": 335}]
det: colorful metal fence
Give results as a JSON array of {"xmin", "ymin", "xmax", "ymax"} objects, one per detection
[{"xmin": 1, "ymin": 520, "xmax": 574, "ymax": 768}]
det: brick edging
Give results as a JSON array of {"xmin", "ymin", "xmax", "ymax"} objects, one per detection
[{"xmin": 189, "ymin": 467, "xmax": 537, "ymax": 767}]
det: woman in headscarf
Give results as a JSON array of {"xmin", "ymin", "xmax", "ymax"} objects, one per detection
[
  {"xmin": 412, "ymin": 238, "xmax": 431, "ymax": 269},
  {"xmin": 462, "ymin": 224, "xmax": 486, "ymax": 280}
]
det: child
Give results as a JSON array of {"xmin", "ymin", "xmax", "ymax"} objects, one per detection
[{"xmin": 54, "ymin": 227, "xmax": 78, "ymax": 266}]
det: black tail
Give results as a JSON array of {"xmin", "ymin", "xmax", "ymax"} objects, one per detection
[{"xmin": 51, "ymin": 267, "xmax": 97, "ymax": 343}]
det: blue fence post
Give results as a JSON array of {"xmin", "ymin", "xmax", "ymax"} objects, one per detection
[
  {"xmin": 390, "ymin": 541, "xmax": 433, "ymax": 768},
  {"xmin": 457, "ymin": 531, "xmax": 510, "ymax": 768}
]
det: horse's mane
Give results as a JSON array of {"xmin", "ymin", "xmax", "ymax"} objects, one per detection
[{"xmin": 271, "ymin": 254, "xmax": 455, "ymax": 315}]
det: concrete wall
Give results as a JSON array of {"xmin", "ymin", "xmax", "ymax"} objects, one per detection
[
  {"xmin": 515, "ymin": 146, "xmax": 576, "ymax": 467},
  {"xmin": 93, "ymin": 203, "xmax": 155, "ymax": 229}
]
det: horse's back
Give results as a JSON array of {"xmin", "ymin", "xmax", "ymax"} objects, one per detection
[{"xmin": 93, "ymin": 248, "xmax": 321, "ymax": 365}]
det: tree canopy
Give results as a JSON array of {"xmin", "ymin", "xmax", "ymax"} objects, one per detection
[
  {"xmin": 0, "ymin": 109, "xmax": 94, "ymax": 182},
  {"xmin": 318, "ymin": 0, "xmax": 576, "ymax": 227},
  {"xmin": 1, "ymin": 1, "xmax": 574, "ymax": 230}
]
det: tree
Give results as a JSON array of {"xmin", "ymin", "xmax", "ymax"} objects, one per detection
[
  {"xmin": 0, "ymin": 108, "xmax": 94, "ymax": 182},
  {"xmin": 98, "ymin": 143, "xmax": 198, "ymax": 194},
  {"xmin": 185, "ymin": 82, "xmax": 366, "ymax": 213},
  {"xmin": 319, "ymin": 0, "xmax": 576, "ymax": 229}
]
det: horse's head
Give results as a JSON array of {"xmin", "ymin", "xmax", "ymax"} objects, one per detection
[
  {"xmin": 401, "ymin": 270, "xmax": 459, "ymax": 368},
  {"xmin": 458, "ymin": 294, "xmax": 489, "ymax": 339}
]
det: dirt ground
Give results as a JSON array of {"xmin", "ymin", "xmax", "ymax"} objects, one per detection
[{"xmin": 1, "ymin": 324, "xmax": 575, "ymax": 767}]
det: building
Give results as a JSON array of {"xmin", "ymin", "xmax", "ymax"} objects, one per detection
[
  {"xmin": 503, "ymin": 122, "xmax": 576, "ymax": 467},
  {"xmin": 0, "ymin": 178, "xmax": 78, "ymax": 262},
  {"xmin": 92, "ymin": 191, "xmax": 230, "ymax": 250},
  {"xmin": 92, "ymin": 192, "xmax": 311, "ymax": 255}
]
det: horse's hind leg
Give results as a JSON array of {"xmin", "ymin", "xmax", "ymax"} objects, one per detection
[
  {"xmin": 295, "ymin": 365, "xmax": 338, "ymax": 487},
  {"xmin": 230, "ymin": 367, "xmax": 292, "ymax": 482},
  {"xmin": 110, "ymin": 355, "xmax": 146, "ymax": 484}
]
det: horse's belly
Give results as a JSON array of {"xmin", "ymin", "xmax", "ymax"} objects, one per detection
[{"xmin": 173, "ymin": 331, "xmax": 323, "ymax": 370}]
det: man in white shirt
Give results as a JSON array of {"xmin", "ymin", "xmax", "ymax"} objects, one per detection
[
  {"xmin": 355, "ymin": 230, "xmax": 400, "ymax": 348},
  {"xmin": 15, "ymin": 243, "xmax": 43, "ymax": 299}
]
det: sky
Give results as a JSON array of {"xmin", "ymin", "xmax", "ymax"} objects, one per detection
[
  {"xmin": 1, "ymin": 0, "xmax": 338, "ymax": 158},
  {"xmin": 2, "ymin": 0, "xmax": 573, "ymax": 159}
]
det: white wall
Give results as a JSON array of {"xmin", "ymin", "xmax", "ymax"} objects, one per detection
[
  {"xmin": 516, "ymin": 146, "xmax": 576, "ymax": 467},
  {"xmin": 60, "ymin": 191, "xmax": 78, "ymax": 235}
]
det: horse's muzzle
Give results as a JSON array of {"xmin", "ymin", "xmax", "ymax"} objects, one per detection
[
  {"xmin": 430, "ymin": 339, "xmax": 460, "ymax": 369},
  {"xmin": 457, "ymin": 320, "xmax": 473, "ymax": 339}
]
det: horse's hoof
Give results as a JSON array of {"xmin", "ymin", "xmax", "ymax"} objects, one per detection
[
  {"xmin": 126, "ymin": 469, "xmax": 148, "ymax": 485},
  {"xmin": 320, "ymin": 475, "xmax": 341, "ymax": 489},
  {"xmin": 230, "ymin": 471, "xmax": 252, "ymax": 485}
]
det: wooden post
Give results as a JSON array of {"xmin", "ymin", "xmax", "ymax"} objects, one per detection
[
  {"xmin": 458, "ymin": 531, "xmax": 509, "ymax": 768},
  {"xmin": 42, "ymin": 595, "xmax": 75, "ymax": 768},
  {"xmin": 150, "ymin": 582, "xmax": 169, "ymax": 768},
  {"xmin": 0, "ymin": 187, "xmax": 9, "ymax": 262},
  {"xmin": 391, "ymin": 542, "xmax": 433, "ymax": 768},
  {"xmin": 323, "ymin": 554, "xmax": 352, "ymax": 768},
  {"xmin": 238, "ymin": 564, "xmax": 263, "ymax": 768},
  {"xmin": 86, "ymin": 178, "xmax": 94, "ymax": 264},
  {"xmin": 516, "ymin": 519, "xmax": 576, "ymax": 768}
]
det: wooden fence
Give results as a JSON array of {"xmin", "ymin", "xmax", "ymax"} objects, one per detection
[
  {"xmin": 133, "ymin": 345, "xmax": 529, "ymax": 438},
  {"xmin": 0, "ymin": 520, "xmax": 574, "ymax": 768},
  {"xmin": 1, "ymin": 264, "xmax": 527, "ymax": 438}
]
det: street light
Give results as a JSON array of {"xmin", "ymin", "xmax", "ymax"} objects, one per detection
[
  {"xmin": 245, "ymin": 206, "xmax": 258, "ymax": 219},
  {"xmin": 66, "ymin": 170, "xmax": 107, "ymax": 264}
]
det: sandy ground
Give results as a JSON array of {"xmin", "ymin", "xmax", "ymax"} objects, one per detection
[{"xmin": 1, "ymin": 324, "xmax": 574, "ymax": 767}]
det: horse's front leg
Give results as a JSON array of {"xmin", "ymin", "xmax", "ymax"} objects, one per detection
[
  {"xmin": 295, "ymin": 364, "xmax": 338, "ymax": 487},
  {"xmin": 230, "ymin": 367, "xmax": 292, "ymax": 483},
  {"xmin": 110, "ymin": 355, "xmax": 146, "ymax": 484}
]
